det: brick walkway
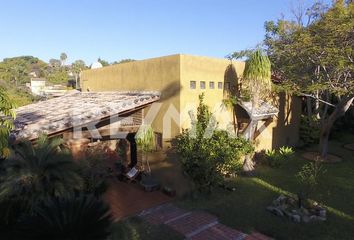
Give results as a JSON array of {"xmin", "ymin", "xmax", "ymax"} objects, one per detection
[
  {"xmin": 103, "ymin": 180, "xmax": 173, "ymax": 221},
  {"xmin": 139, "ymin": 203, "xmax": 272, "ymax": 240}
]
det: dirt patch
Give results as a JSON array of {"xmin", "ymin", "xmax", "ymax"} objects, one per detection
[
  {"xmin": 302, "ymin": 151, "xmax": 342, "ymax": 163},
  {"xmin": 343, "ymin": 143, "xmax": 354, "ymax": 151}
]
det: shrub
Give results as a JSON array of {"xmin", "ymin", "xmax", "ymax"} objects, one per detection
[
  {"xmin": 296, "ymin": 161, "xmax": 326, "ymax": 206},
  {"xmin": 78, "ymin": 145, "xmax": 112, "ymax": 197},
  {"xmin": 175, "ymin": 94, "xmax": 253, "ymax": 192},
  {"xmin": 265, "ymin": 146, "xmax": 294, "ymax": 168},
  {"xmin": 0, "ymin": 135, "xmax": 84, "ymax": 206},
  {"xmin": 16, "ymin": 194, "xmax": 112, "ymax": 240},
  {"xmin": 299, "ymin": 115, "xmax": 320, "ymax": 146}
]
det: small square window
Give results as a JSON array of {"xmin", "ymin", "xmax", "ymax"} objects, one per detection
[
  {"xmin": 218, "ymin": 82, "xmax": 223, "ymax": 89},
  {"xmin": 200, "ymin": 81, "xmax": 206, "ymax": 89},
  {"xmin": 225, "ymin": 82, "xmax": 230, "ymax": 90},
  {"xmin": 190, "ymin": 81, "xmax": 196, "ymax": 89},
  {"xmin": 209, "ymin": 81, "xmax": 215, "ymax": 89}
]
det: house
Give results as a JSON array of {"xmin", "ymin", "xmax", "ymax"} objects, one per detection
[
  {"xmin": 29, "ymin": 78, "xmax": 78, "ymax": 97},
  {"xmin": 29, "ymin": 78, "xmax": 46, "ymax": 95},
  {"xmin": 12, "ymin": 91, "xmax": 160, "ymax": 166},
  {"xmin": 80, "ymin": 54, "xmax": 301, "ymax": 195},
  {"xmin": 81, "ymin": 54, "xmax": 301, "ymax": 150}
]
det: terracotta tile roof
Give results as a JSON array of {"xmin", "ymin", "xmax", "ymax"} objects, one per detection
[{"xmin": 11, "ymin": 91, "xmax": 160, "ymax": 140}]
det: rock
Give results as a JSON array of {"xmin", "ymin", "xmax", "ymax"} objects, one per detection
[
  {"xmin": 287, "ymin": 197, "xmax": 296, "ymax": 206},
  {"xmin": 266, "ymin": 206, "xmax": 274, "ymax": 212},
  {"xmin": 273, "ymin": 195, "xmax": 286, "ymax": 206},
  {"xmin": 291, "ymin": 214, "xmax": 301, "ymax": 223},
  {"xmin": 318, "ymin": 209, "xmax": 327, "ymax": 218},
  {"xmin": 300, "ymin": 207, "xmax": 310, "ymax": 215},
  {"xmin": 267, "ymin": 206, "xmax": 284, "ymax": 217},
  {"xmin": 302, "ymin": 215, "xmax": 310, "ymax": 223}
]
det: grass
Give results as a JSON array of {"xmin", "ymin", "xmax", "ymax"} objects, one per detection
[
  {"xmin": 110, "ymin": 217, "xmax": 183, "ymax": 240},
  {"xmin": 176, "ymin": 133, "xmax": 354, "ymax": 240}
]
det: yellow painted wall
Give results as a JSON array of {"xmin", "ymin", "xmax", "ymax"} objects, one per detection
[
  {"xmin": 179, "ymin": 54, "xmax": 244, "ymax": 131},
  {"xmin": 81, "ymin": 54, "xmax": 181, "ymax": 138},
  {"xmin": 81, "ymin": 54, "xmax": 301, "ymax": 151}
]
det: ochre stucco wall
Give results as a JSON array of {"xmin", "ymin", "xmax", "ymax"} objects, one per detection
[
  {"xmin": 81, "ymin": 54, "xmax": 181, "ymax": 139},
  {"xmin": 179, "ymin": 54, "xmax": 244, "ymax": 131},
  {"xmin": 81, "ymin": 54, "xmax": 301, "ymax": 150}
]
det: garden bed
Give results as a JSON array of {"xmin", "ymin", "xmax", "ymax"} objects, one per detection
[{"xmin": 266, "ymin": 195, "xmax": 326, "ymax": 223}]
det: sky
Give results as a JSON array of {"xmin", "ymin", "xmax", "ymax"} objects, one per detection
[{"xmin": 0, "ymin": 0, "xmax": 330, "ymax": 65}]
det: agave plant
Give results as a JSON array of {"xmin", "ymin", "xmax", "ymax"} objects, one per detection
[
  {"xmin": 0, "ymin": 135, "xmax": 84, "ymax": 206},
  {"xmin": 16, "ymin": 194, "xmax": 112, "ymax": 240}
]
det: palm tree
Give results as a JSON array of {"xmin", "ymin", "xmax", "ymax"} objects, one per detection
[
  {"xmin": 60, "ymin": 52, "xmax": 67, "ymax": 67},
  {"xmin": 71, "ymin": 60, "xmax": 86, "ymax": 89},
  {"xmin": 0, "ymin": 135, "xmax": 84, "ymax": 206}
]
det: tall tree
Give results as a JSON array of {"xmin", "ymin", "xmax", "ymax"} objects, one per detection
[
  {"xmin": 265, "ymin": 0, "xmax": 354, "ymax": 158},
  {"xmin": 49, "ymin": 59, "xmax": 61, "ymax": 69},
  {"xmin": 231, "ymin": 49, "xmax": 272, "ymax": 172},
  {"xmin": 97, "ymin": 58, "xmax": 109, "ymax": 67},
  {"xmin": 71, "ymin": 60, "xmax": 86, "ymax": 89},
  {"xmin": 47, "ymin": 69, "xmax": 68, "ymax": 84},
  {"xmin": 60, "ymin": 53, "xmax": 67, "ymax": 67}
]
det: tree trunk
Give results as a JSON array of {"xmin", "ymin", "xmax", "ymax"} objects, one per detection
[
  {"xmin": 243, "ymin": 154, "xmax": 255, "ymax": 172},
  {"xmin": 75, "ymin": 75, "xmax": 78, "ymax": 89},
  {"xmin": 242, "ymin": 120, "xmax": 257, "ymax": 172},
  {"xmin": 319, "ymin": 95, "xmax": 354, "ymax": 159},
  {"xmin": 306, "ymin": 97, "xmax": 312, "ymax": 117}
]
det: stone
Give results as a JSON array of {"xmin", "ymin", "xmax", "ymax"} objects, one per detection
[
  {"xmin": 266, "ymin": 206, "xmax": 275, "ymax": 212},
  {"xmin": 300, "ymin": 207, "xmax": 309, "ymax": 215},
  {"xmin": 291, "ymin": 214, "xmax": 301, "ymax": 223},
  {"xmin": 275, "ymin": 208, "xmax": 285, "ymax": 217},
  {"xmin": 286, "ymin": 197, "xmax": 296, "ymax": 206},
  {"xmin": 273, "ymin": 195, "xmax": 286, "ymax": 206},
  {"xmin": 302, "ymin": 215, "xmax": 310, "ymax": 223},
  {"xmin": 318, "ymin": 209, "xmax": 327, "ymax": 218}
]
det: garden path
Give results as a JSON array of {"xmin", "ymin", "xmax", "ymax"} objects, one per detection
[{"xmin": 139, "ymin": 203, "xmax": 272, "ymax": 240}]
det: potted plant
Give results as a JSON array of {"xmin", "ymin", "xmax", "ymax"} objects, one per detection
[{"xmin": 135, "ymin": 124, "xmax": 160, "ymax": 191}]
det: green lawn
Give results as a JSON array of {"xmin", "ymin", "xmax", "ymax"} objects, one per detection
[
  {"xmin": 177, "ymin": 133, "xmax": 354, "ymax": 240},
  {"xmin": 110, "ymin": 217, "xmax": 183, "ymax": 240}
]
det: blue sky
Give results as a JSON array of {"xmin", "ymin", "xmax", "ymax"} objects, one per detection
[{"xmin": 0, "ymin": 0, "xmax": 329, "ymax": 65}]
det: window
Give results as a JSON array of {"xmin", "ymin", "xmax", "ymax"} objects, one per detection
[
  {"xmin": 200, "ymin": 81, "xmax": 206, "ymax": 89},
  {"xmin": 218, "ymin": 82, "xmax": 223, "ymax": 89},
  {"xmin": 225, "ymin": 82, "xmax": 230, "ymax": 90},
  {"xmin": 190, "ymin": 81, "xmax": 196, "ymax": 89},
  {"xmin": 209, "ymin": 81, "xmax": 215, "ymax": 89}
]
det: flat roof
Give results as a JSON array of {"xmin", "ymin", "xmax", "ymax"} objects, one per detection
[{"xmin": 11, "ymin": 91, "xmax": 160, "ymax": 140}]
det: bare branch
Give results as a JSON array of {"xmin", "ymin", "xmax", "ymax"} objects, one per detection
[{"xmin": 300, "ymin": 93, "xmax": 336, "ymax": 107}]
